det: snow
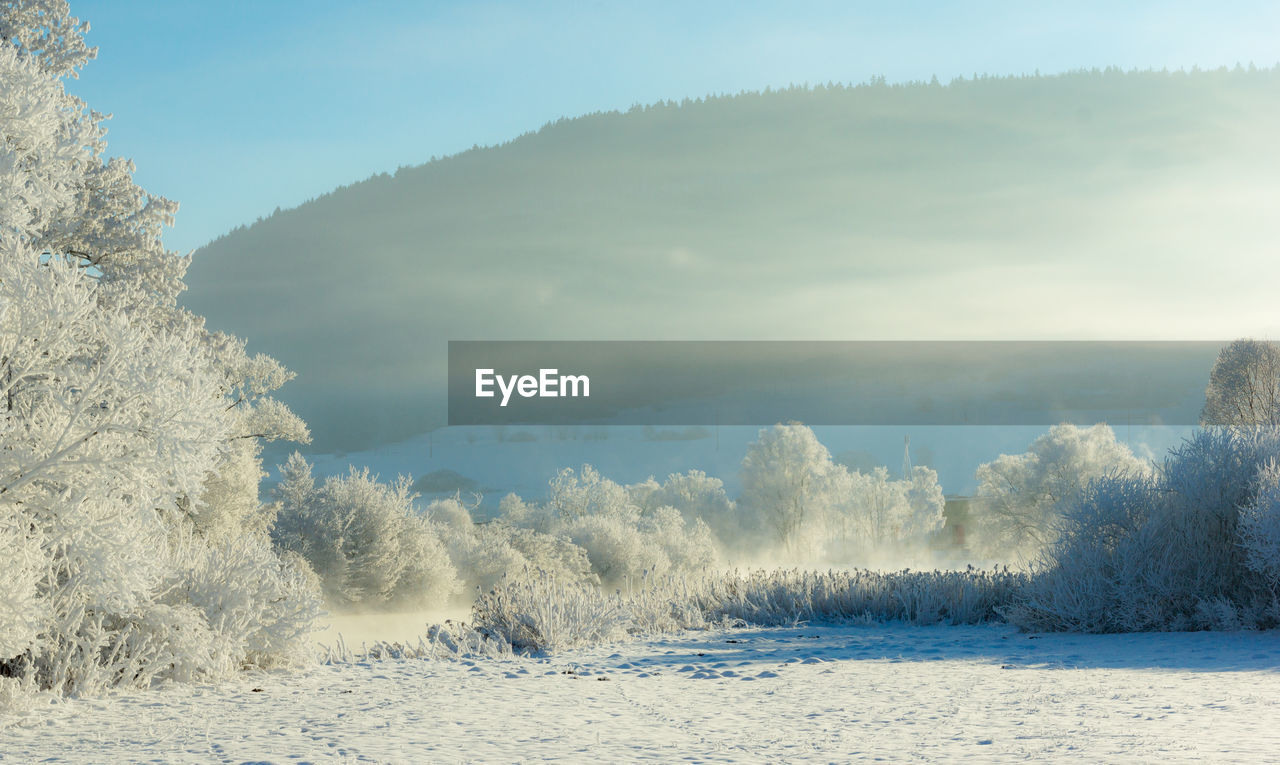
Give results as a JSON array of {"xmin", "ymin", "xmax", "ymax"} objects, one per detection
[{"xmin": 7, "ymin": 624, "xmax": 1280, "ymax": 762}]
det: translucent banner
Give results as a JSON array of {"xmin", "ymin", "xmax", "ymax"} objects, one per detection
[{"xmin": 447, "ymin": 341, "xmax": 1218, "ymax": 426}]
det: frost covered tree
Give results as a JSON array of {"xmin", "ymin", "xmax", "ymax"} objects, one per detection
[
  {"xmin": 0, "ymin": 1, "xmax": 318, "ymax": 700},
  {"xmin": 0, "ymin": 245, "xmax": 320, "ymax": 696},
  {"xmin": 970, "ymin": 423, "xmax": 1149, "ymax": 561},
  {"xmin": 546, "ymin": 464, "xmax": 635, "ymax": 523},
  {"xmin": 738, "ymin": 424, "xmax": 945, "ymax": 560},
  {"xmin": 272, "ymin": 454, "xmax": 458, "ymax": 609},
  {"xmin": 829, "ymin": 465, "xmax": 946, "ymax": 557},
  {"xmin": 1202, "ymin": 339, "xmax": 1280, "ymax": 428},
  {"xmin": 739, "ymin": 423, "xmax": 839, "ymax": 555}
]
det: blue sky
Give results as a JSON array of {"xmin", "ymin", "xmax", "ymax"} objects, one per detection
[{"xmin": 67, "ymin": 1, "xmax": 1280, "ymax": 253}]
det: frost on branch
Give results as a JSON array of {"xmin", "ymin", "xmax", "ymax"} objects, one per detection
[
  {"xmin": 0, "ymin": 44, "xmax": 97, "ymax": 243},
  {"xmin": 0, "ymin": 0, "xmax": 95, "ymax": 78}
]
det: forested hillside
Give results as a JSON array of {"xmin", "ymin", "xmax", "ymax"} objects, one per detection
[{"xmin": 183, "ymin": 69, "xmax": 1280, "ymax": 451}]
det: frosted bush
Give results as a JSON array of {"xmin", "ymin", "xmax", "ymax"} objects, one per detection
[
  {"xmin": 272, "ymin": 454, "xmax": 459, "ymax": 610},
  {"xmin": 168, "ymin": 533, "xmax": 323, "ymax": 670},
  {"xmin": 500, "ymin": 525, "xmax": 597, "ymax": 584},
  {"xmin": 630, "ymin": 470, "xmax": 739, "ymax": 541},
  {"xmin": 639, "ymin": 506, "xmax": 718, "ymax": 574},
  {"xmin": 189, "ymin": 439, "xmax": 273, "ymax": 539},
  {"xmin": 969, "ymin": 424, "xmax": 1149, "ymax": 562},
  {"xmin": 559, "ymin": 512, "xmax": 669, "ymax": 582},
  {"xmin": 430, "ymin": 494, "xmax": 596, "ymax": 597},
  {"xmin": 1007, "ymin": 473, "xmax": 1164, "ymax": 632},
  {"xmin": 1202, "ymin": 339, "xmax": 1280, "ymax": 428},
  {"xmin": 500, "ymin": 465, "xmax": 720, "ymax": 585},
  {"xmin": 1154, "ymin": 428, "xmax": 1278, "ymax": 603},
  {"xmin": 1240, "ymin": 462, "xmax": 1280, "ymax": 587},
  {"xmin": 494, "ymin": 492, "xmax": 545, "ymax": 530},
  {"xmin": 0, "ymin": 252, "xmax": 231, "ymax": 697},
  {"xmin": 1010, "ymin": 428, "xmax": 1280, "ymax": 632},
  {"xmin": 547, "ymin": 465, "xmax": 633, "ymax": 521},
  {"xmin": 824, "ymin": 465, "xmax": 946, "ymax": 562}
]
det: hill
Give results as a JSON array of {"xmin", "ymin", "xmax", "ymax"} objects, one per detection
[{"xmin": 182, "ymin": 68, "xmax": 1280, "ymax": 453}]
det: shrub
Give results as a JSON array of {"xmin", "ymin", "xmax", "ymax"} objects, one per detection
[
  {"xmin": 430, "ymin": 494, "xmax": 597, "ymax": 597},
  {"xmin": 1009, "ymin": 428, "xmax": 1280, "ymax": 632},
  {"xmin": 500, "ymin": 466, "xmax": 720, "ymax": 585},
  {"xmin": 1240, "ymin": 461, "xmax": 1280, "ymax": 588},
  {"xmin": 272, "ymin": 454, "xmax": 458, "ymax": 610},
  {"xmin": 969, "ymin": 423, "xmax": 1149, "ymax": 561}
]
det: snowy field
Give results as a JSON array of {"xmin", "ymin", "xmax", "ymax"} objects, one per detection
[{"xmin": 5, "ymin": 624, "xmax": 1280, "ymax": 763}]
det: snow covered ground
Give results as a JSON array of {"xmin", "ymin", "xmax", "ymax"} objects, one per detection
[{"xmin": 5, "ymin": 624, "xmax": 1280, "ymax": 763}]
